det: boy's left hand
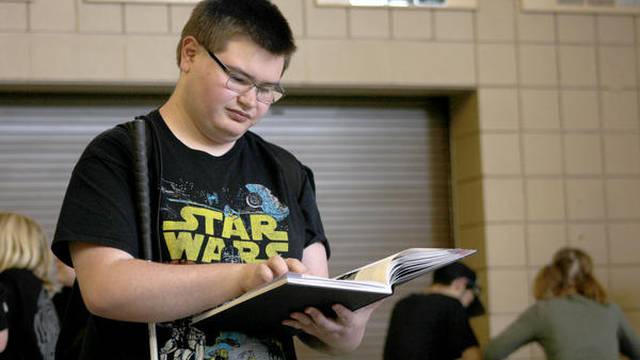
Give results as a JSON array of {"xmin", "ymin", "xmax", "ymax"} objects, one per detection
[{"xmin": 282, "ymin": 300, "xmax": 383, "ymax": 353}]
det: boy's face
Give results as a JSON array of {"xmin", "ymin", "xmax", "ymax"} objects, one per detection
[{"xmin": 182, "ymin": 36, "xmax": 285, "ymax": 146}]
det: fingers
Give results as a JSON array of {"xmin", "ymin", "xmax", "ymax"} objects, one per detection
[
  {"xmin": 241, "ymin": 263, "xmax": 273, "ymax": 292},
  {"xmin": 282, "ymin": 311, "xmax": 313, "ymax": 332},
  {"xmin": 281, "ymin": 317, "xmax": 303, "ymax": 330},
  {"xmin": 285, "ymin": 258, "xmax": 307, "ymax": 274},
  {"xmin": 265, "ymin": 256, "xmax": 308, "ymax": 277},
  {"xmin": 284, "ymin": 305, "xmax": 356, "ymax": 331},
  {"xmin": 282, "ymin": 308, "xmax": 341, "ymax": 335},
  {"xmin": 242, "ymin": 256, "xmax": 311, "ymax": 294},
  {"xmin": 265, "ymin": 255, "xmax": 289, "ymax": 277},
  {"xmin": 255, "ymin": 263, "xmax": 275, "ymax": 284},
  {"xmin": 332, "ymin": 304, "xmax": 355, "ymax": 324},
  {"xmin": 291, "ymin": 312, "xmax": 313, "ymax": 327},
  {"xmin": 282, "ymin": 304, "xmax": 375, "ymax": 353},
  {"xmin": 305, "ymin": 307, "xmax": 342, "ymax": 332}
]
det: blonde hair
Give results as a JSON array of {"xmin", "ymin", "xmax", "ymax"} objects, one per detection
[
  {"xmin": 533, "ymin": 247, "xmax": 608, "ymax": 304},
  {"xmin": 0, "ymin": 212, "xmax": 56, "ymax": 293}
]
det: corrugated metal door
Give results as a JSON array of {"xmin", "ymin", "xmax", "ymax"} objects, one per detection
[{"xmin": 0, "ymin": 96, "xmax": 451, "ymax": 360}]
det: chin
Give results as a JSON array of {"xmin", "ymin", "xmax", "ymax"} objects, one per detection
[
  {"xmin": 230, "ymin": 120, "xmax": 256, "ymax": 134},
  {"xmin": 220, "ymin": 126, "xmax": 249, "ymax": 143}
]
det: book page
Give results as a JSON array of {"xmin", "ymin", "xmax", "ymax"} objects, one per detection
[
  {"xmin": 334, "ymin": 248, "xmax": 476, "ymax": 286},
  {"xmin": 334, "ymin": 254, "xmax": 396, "ymax": 284},
  {"xmin": 389, "ymin": 248, "xmax": 476, "ymax": 285},
  {"xmin": 293, "ymin": 273, "xmax": 390, "ymax": 291}
]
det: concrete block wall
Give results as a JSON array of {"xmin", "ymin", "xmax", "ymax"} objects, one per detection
[
  {"xmin": 0, "ymin": 0, "xmax": 479, "ymax": 87},
  {"xmin": 0, "ymin": 0, "xmax": 182, "ymax": 83},
  {"xmin": 1, "ymin": 0, "xmax": 640, "ymax": 358},
  {"xmin": 449, "ymin": 1, "xmax": 640, "ymax": 358}
]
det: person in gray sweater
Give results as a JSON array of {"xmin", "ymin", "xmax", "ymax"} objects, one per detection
[{"xmin": 484, "ymin": 247, "xmax": 640, "ymax": 360}]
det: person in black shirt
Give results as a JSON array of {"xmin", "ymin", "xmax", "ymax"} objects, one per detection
[
  {"xmin": 0, "ymin": 212, "xmax": 60, "ymax": 360},
  {"xmin": 383, "ymin": 262, "xmax": 484, "ymax": 360},
  {"xmin": 51, "ymin": 1, "xmax": 378, "ymax": 359},
  {"xmin": 51, "ymin": 258, "xmax": 75, "ymax": 323}
]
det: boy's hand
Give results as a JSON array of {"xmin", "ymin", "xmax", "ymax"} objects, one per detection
[
  {"xmin": 240, "ymin": 256, "xmax": 307, "ymax": 293},
  {"xmin": 282, "ymin": 300, "xmax": 383, "ymax": 353}
]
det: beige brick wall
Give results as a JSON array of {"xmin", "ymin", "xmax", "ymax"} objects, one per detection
[
  {"xmin": 448, "ymin": 1, "xmax": 640, "ymax": 358},
  {"xmin": 1, "ymin": 0, "xmax": 639, "ymax": 358}
]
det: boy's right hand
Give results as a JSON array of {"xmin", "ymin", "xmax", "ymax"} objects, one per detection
[{"xmin": 240, "ymin": 256, "xmax": 307, "ymax": 293}]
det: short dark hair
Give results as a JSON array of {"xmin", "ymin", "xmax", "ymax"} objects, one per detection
[
  {"xmin": 177, "ymin": 0, "xmax": 297, "ymax": 71},
  {"xmin": 433, "ymin": 262, "xmax": 477, "ymax": 286},
  {"xmin": 434, "ymin": 262, "xmax": 485, "ymax": 316}
]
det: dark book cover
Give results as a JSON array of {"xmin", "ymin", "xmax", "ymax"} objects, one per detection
[
  {"xmin": 191, "ymin": 274, "xmax": 391, "ymax": 333},
  {"xmin": 189, "ymin": 247, "xmax": 476, "ymax": 333}
]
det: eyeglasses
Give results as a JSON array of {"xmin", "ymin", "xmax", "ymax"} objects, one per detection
[{"xmin": 205, "ymin": 48, "xmax": 285, "ymax": 105}]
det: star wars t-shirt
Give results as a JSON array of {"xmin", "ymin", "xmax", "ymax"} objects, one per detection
[{"xmin": 52, "ymin": 110, "xmax": 329, "ymax": 360}]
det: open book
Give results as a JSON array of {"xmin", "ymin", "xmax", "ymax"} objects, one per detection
[{"xmin": 190, "ymin": 247, "xmax": 476, "ymax": 333}]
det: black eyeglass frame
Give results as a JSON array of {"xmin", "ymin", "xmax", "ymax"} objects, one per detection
[{"xmin": 205, "ymin": 48, "xmax": 285, "ymax": 104}]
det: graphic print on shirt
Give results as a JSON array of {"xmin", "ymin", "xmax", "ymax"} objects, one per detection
[
  {"xmin": 160, "ymin": 179, "xmax": 290, "ymax": 265},
  {"xmin": 34, "ymin": 289, "xmax": 60, "ymax": 360},
  {"xmin": 158, "ymin": 178, "xmax": 290, "ymax": 360}
]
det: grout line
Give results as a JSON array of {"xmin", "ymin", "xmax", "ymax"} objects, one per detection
[
  {"xmin": 121, "ymin": 3, "xmax": 125, "ymax": 34},
  {"xmin": 471, "ymin": 5, "xmax": 479, "ymax": 87},
  {"xmin": 593, "ymin": 12, "xmax": 612, "ymax": 291},
  {"xmin": 632, "ymin": 15, "xmax": 640, "ymax": 211},
  {"xmin": 74, "ymin": 0, "xmax": 79, "ymax": 33},
  {"xmin": 554, "ymin": 10, "xmax": 571, "ymax": 253},
  {"xmin": 346, "ymin": 5, "xmax": 352, "ymax": 39},
  {"xmin": 26, "ymin": 0, "xmax": 31, "ymax": 31},
  {"xmin": 301, "ymin": 0, "xmax": 308, "ymax": 38},
  {"xmin": 428, "ymin": 8, "xmax": 435, "ymax": 41},
  {"xmin": 167, "ymin": 4, "xmax": 172, "ymax": 35},
  {"xmin": 386, "ymin": 6, "xmax": 391, "ymax": 40},
  {"xmin": 513, "ymin": 1, "xmax": 529, "ymax": 278}
]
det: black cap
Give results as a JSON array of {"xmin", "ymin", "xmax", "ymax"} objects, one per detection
[{"xmin": 433, "ymin": 262, "xmax": 485, "ymax": 317}]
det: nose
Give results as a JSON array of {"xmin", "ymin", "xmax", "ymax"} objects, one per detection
[{"xmin": 237, "ymin": 86, "xmax": 258, "ymax": 109}]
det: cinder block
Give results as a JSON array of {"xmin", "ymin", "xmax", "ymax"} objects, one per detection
[
  {"xmin": 0, "ymin": 3, "xmax": 27, "ymax": 31},
  {"xmin": 30, "ymin": 0, "xmax": 75, "ymax": 32},
  {"xmin": 78, "ymin": 0, "xmax": 122, "ymax": 33},
  {"xmin": 125, "ymin": 4, "xmax": 168, "ymax": 34}
]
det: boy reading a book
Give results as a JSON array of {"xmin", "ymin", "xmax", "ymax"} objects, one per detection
[{"xmin": 51, "ymin": 1, "xmax": 378, "ymax": 358}]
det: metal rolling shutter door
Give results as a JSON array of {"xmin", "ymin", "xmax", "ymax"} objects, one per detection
[
  {"xmin": 0, "ymin": 97, "xmax": 451, "ymax": 360},
  {"xmin": 263, "ymin": 102, "xmax": 452, "ymax": 360}
]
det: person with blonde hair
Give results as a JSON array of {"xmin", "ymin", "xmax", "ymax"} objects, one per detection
[
  {"xmin": 0, "ymin": 212, "xmax": 60, "ymax": 359},
  {"xmin": 484, "ymin": 247, "xmax": 640, "ymax": 360}
]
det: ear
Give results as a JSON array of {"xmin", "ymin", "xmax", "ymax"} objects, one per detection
[
  {"xmin": 451, "ymin": 277, "xmax": 468, "ymax": 293},
  {"xmin": 179, "ymin": 36, "xmax": 200, "ymax": 73}
]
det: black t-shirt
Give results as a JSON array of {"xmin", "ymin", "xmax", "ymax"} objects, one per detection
[
  {"xmin": 51, "ymin": 285, "xmax": 72, "ymax": 321},
  {"xmin": 0, "ymin": 289, "xmax": 6, "ymax": 331},
  {"xmin": 383, "ymin": 293, "xmax": 479, "ymax": 360},
  {"xmin": 52, "ymin": 110, "xmax": 329, "ymax": 360},
  {"xmin": 0, "ymin": 269, "xmax": 60, "ymax": 360}
]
